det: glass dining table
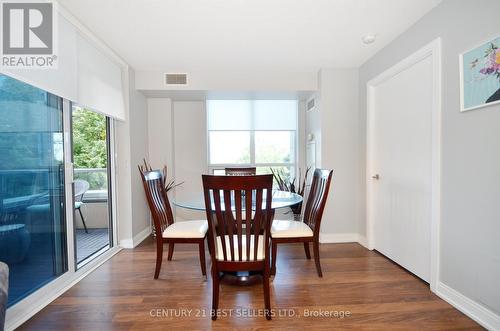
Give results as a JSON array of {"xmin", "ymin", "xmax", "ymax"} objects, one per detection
[
  {"xmin": 172, "ymin": 190, "xmax": 303, "ymax": 211},
  {"xmin": 172, "ymin": 190, "xmax": 303, "ymax": 285}
]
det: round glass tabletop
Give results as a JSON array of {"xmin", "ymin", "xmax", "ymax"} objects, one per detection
[{"xmin": 172, "ymin": 190, "xmax": 303, "ymax": 211}]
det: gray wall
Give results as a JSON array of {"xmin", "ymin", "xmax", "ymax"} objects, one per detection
[
  {"xmin": 128, "ymin": 69, "xmax": 151, "ymax": 238},
  {"xmin": 316, "ymin": 69, "xmax": 360, "ymax": 237},
  {"xmin": 359, "ymin": 0, "xmax": 500, "ymax": 314},
  {"xmin": 115, "ymin": 68, "xmax": 150, "ymax": 247},
  {"xmin": 172, "ymin": 101, "xmax": 208, "ymax": 222}
]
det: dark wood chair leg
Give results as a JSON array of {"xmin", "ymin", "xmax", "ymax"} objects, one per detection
[
  {"xmin": 154, "ymin": 241, "xmax": 163, "ymax": 279},
  {"xmin": 303, "ymin": 242, "xmax": 311, "ymax": 259},
  {"xmin": 77, "ymin": 207, "xmax": 88, "ymax": 233},
  {"xmin": 198, "ymin": 240, "xmax": 207, "ymax": 279},
  {"xmin": 263, "ymin": 264, "xmax": 272, "ymax": 320},
  {"xmin": 167, "ymin": 243, "xmax": 174, "ymax": 261},
  {"xmin": 271, "ymin": 241, "xmax": 277, "ymax": 276},
  {"xmin": 313, "ymin": 240, "xmax": 323, "ymax": 277},
  {"xmin": 211, "ymin": 269, "xmax": 219, "ymax": 320}
]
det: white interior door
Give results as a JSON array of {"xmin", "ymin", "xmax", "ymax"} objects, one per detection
[{"xmin": 369, "ymin": 54, "xmax": 434, "ymax": 282}]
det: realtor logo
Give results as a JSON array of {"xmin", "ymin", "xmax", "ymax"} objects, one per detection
[{"xmin": 1, "ymin": 1, "xmax": 57, "ymax": 68}]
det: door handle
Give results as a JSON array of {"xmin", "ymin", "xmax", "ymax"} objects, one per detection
[{"xmin": 372, "ymin": 174, "xmax": 380, "ymax": 180}]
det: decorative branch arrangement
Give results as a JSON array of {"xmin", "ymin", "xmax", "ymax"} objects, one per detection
[
  {"xmin": 270, "ymin": 167, "xmax": 311, "ymax": 215},
  {"xmin": 138, "ymin": 158, "xmax": 184, "ymax": 192}
]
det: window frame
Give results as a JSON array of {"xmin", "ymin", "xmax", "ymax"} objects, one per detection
[{"xmin": 206, "ymin": 100, "xmax": 298, "ymax": 176}]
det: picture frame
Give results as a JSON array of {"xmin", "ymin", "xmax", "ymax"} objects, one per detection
[{"xmin": 459, "ymin": 35, "xmax": 500, "ymax": 112}]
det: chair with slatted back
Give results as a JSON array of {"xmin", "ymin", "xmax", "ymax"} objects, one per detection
[
  {"xmin": 271, "ymin": 168, "xmax": 333, "ymax": 277},
  {"xmin": 224, "ymin": 167, "xmax": 257, "ymax": 176},
  {"xmin": 139, "ymin": 169, "xmax": 208, "ymax": 279},
  {"xmin": 225, "ymin": 167, "xmax": 257, "ymax": 222},
  {"xmin": 202, "ymin": 174, "xmax": 274, "ymax": 320}
]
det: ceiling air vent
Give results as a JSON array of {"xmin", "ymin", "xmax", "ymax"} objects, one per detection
[
  {"xmin": 165, "ymin": 73, "xmax": 188, "ymax": 85},
  {"xmin": 306, "ymin": 98, "xmax": 315, "ymax": 112}
]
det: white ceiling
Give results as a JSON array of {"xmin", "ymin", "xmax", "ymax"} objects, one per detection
[{"xmin": 59, "ymin": 0, "xmax": 441, "ymax": 72}]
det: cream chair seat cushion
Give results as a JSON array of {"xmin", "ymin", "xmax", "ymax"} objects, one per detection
[
  {"xmin": 271, "ymin": 220, "xmax": 313, "ymax": 238},
  {"xmin": 162, "ymin": 220, "xmax": 208, "ymax": 239},
  {"xmin": 216, "ymin": 235, "xmax": 265, "ymax": 261}
]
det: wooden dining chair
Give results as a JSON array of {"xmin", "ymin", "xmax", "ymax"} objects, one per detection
[
  {"xmin": 202, "ymin": 174, "xmax": 274, "ymax": 320},
  {"xmin": 270, "ymin": 168, "xmax": 333, "ymax": 278},
  {"xmin": 224, "ymin": 167, "xmax": 257, "ymax": 176},
  {"xmin": 139, "ymin": 168, "xmax": 208, "ymax": 279}
]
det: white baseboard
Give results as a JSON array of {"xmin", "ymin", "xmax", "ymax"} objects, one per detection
[
  {"xmin": 436, "ymin": 282, "xmax": 500, "ymax": 331},
  {"xmin": 120, "ymin": 226, "xmax": 152, "ymax": 249},
  {"xmin": 357, "ymin": 234, "xmax": 369, "ymax": 248},
  {"xmin": 318, "ymin": 234, "xmax": 500, "ymax": 330},
  {"xmin": 133, "ymin": 226, "xmax": 152, "ymax": 246},
  {"xmin": 319, "ymin": 232, "xmax": 360, "ymax": 243},
  {"xmin": 318, "ymin": 232, "xmax": 370, "ymax": 249}
]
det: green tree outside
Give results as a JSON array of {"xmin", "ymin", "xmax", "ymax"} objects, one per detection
[{"xmin": 72, "ymin": 108, "xmax": 108, "ymax": 190}]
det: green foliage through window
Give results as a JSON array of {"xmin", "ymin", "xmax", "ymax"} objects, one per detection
[
  {"xmin": 72, "ymin": 107, "xmax": 108, "ymax": 190},
  {"xmin": 73, "ymin": 108, "xmax": 107, "ymax": 168}
]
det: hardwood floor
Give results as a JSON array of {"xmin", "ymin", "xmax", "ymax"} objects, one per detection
[{"xmin": 19, "ymin": 238, "xmax": 483, "ymax": 330}]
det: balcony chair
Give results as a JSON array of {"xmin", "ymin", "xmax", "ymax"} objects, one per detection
[{"xmin": 74, "ymin": 179, "xmax": 89, "ymax": 233}]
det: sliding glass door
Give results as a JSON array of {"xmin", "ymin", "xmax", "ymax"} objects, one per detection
[
  {"xmin": 0, "ymin": 74, "xmax": 116, "ymax": 310},
  {"xmin": 71, "ymin": 106, "xmax": 112, "ymax": 267},
  {"xmin": 0, "ymin": 74, "xmax": 67, "ymax": 307}
]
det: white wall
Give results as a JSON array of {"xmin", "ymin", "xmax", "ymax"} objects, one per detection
[
  {"xmin": 147, "ymin": 98, "xmax": 174, "ymax": 172},
  {"xmin": 358, "ymin": 0, "xmax": 500, "ymax": 326},
  {"xmin": 115, "ymin": 68, "xmax": 150, "ymax": 248},
  {"xmin": 172, "ymin": 101, "xmax": 208, "ymax": 221},
  {"xmin": 128, "ymin": 69, "xmax": 150, "ymax": 238},
  {"xmin": 136, "ymin": 69, "xmax": 317, "ymax": 92},
  {"xmin": 306, "ymin": 69, "xmax": 360, "ymax": 242},
  {"xmin": 75, "ymin": 202, "xmax": 108, "ymax": 229},
  {"xmin": 321, "ymin": 69, "xmax": 360, "ymax": 237}
]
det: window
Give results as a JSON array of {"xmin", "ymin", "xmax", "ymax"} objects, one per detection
[{"xmin": 207, "ymin": 100, "xmax": 297, "ymax": 180}]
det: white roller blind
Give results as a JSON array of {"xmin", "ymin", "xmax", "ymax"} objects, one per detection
[
  {"xmin": 254, "ymin": 100, "xmax": 297, "ymax": 130},
  {"xmin": 207, "ymin": 100, "xmax": 252, "ymax": 130},
  {"xmin": 0, "ymin": 11, "xmax": 126, "ymax": 121},
  {"xmin": 76, "ymin": 33, "xmax": 125, "ymax": 120},
  {"xmin": 1, "ymin": 15, "xmax": 78, "ymax": 102},
  {"xmin": 207, "ymin": 100, "xmax": 297, "ymax": 130}
]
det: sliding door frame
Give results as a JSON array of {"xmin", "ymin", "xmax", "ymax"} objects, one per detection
[
  {"xmin": 5, "ymin": 103, "xmax": 121, "ymax": 331},
  {"xmin": 71, "ymin": 106, "xmax": 117, "ymax": 269}
]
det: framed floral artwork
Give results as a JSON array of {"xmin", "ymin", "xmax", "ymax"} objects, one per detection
[{"xmin": 460, "ymin": 36, "xmax": 500, "ymax": 111}]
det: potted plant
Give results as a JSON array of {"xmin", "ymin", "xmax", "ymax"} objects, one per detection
[{"xmin": 270, "ymin": 167, "xmax": 311, "ymax": 221}]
